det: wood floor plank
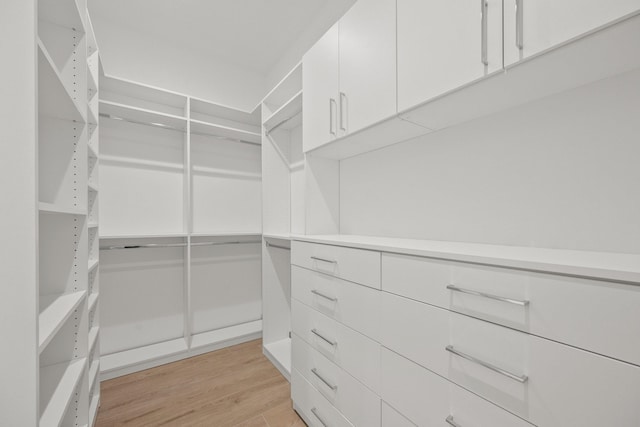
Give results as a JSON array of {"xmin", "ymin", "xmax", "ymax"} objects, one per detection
[{"xmin": 95, "ymin": 339, "xmax": 304, "ymax": 427}]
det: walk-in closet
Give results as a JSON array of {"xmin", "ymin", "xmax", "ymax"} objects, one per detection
[{"xmin": 2, "ymin": 0, "xmax": 640, "ymax": 426}]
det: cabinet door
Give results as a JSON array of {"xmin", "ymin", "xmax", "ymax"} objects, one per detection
[
  {"xmin": 302, "ymin": 23, "xmax": 339, "ymax": 152},
  {"xmin": 504, "ymin": 0, "xmax": 640, "ymax": 66},
  {"xmin": 398, "ymin": 0, "xmax": 503, "ymax": 113},
  {"xmin": 338, "ymin": 0, "xmax": 396, "ymax": 136}
]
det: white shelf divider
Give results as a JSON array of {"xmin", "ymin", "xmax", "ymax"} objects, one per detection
[
  {"xmin": 39, "ymin": 358, "xmax": 88, "ymax": 427},
  {"xmin": 39, "ymin": 291, "xmax": 87, "ymax": 353}
]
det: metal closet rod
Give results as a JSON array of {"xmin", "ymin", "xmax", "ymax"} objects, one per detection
[
  {"xmin": 100, "ymin": 113, "xmax": 261, "ymax": 147},
  {"xmin": 265, "ymin": 241, "xmax": 291, "ymax": 251},
  {"xmin": 265, "ymin": 110, "xmax": 301, "ymax": 135},
  {"xmin": 100, "ymin": 240, "xmax": 261, "ymax": 251}
]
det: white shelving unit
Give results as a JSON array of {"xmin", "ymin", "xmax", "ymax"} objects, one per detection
[
  {"xmin": 98, "ymin": 76, "xmax": 263, "ymax": 379},
  {"xmin": 2, "ymin": 0, "xmax": 103, "ymax": 425},
  {"xmin": 260, "ymin": 63, "xmax": 304, "ymax": 381}
]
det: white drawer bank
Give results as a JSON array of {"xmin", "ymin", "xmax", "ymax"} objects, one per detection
[{"xmin": 290, "ymin": 236, "xmax": 640, "ymax": 427}]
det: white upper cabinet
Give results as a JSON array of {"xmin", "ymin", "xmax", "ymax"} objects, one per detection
[
  {"xmin": 504, "ymin": 0, "xmax": 640, "ymax": 66},
  {"xmin": 303, "ymin": 0, "xmax": 397, "ymax": 152},
  {"xmin": 303, "ymin": 23, "xmax": 339, "ymax": 152},
  {"xmin": 398, "ymin": 0, "xmax": 504, "ymax": 113},
  {"xmin": 338, "ymin": 0, "xmax": 397, "ymax": 137}
]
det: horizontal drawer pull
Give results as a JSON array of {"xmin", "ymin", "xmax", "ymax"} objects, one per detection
[
  {"xmin": 311, "ymin": 256, "xmax": 338, "ymax": 264},
  {"xmin": 445, "ymin": 345, "xmax": 528, "ymax": 383},
  {"xmin": 311, "ymin": 407, "xmax": 329, "ymax": 427},
  {"xmin": 446, "ymin": 415, "xmax": 463, "ymax": 427},
  {"xmin": 311, "ymin": 368, "xmax": 338, "ymax": 390},
  {"xmin": 311, "ymin": 329, "xmax": 337, "ymax": 346},
  {"xmin": 446, "ymin": 285, "xmax": 529, "ymax": 306},
  {"xmin": 311, "ymin": 289, "xmax": 338, "ymax": 302}
]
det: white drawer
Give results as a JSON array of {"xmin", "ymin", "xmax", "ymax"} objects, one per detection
[
  {"xmin": 380, "ymin": 292, "xmax": 640, "ymax": 426},
  {"xmin": 292, "ymin": 334, "xmax": 381, "ymax": 427},
  {"xmin": 292, "ymin": 299, "xmax": 380, "ymax": 393},
  {"xmin": 292, "ymin": 368, "xmax": 354, "ymax": 427},
  {"xmin": 382, "ymin": 253, "xmax": 640, "ymax": 366},
  {"xmin": 292, "ymin": 265, "xmax": 381, "ymax": 341},
  {"xmin": 292, "ymin": 241, "xmax": 381, "ymax": 289},
  {"xmin": 382, "ymin": 402, "xmax": 415, "ymax": 427},
  {"xmin": 381, "ymin": 348, "xmax": 533, "ymax": 427}
]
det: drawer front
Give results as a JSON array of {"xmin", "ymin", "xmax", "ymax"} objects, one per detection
[
  {"xmin": 293, "ymin": 334, "xmax": 381, "ymax": 427},
  {"xmin": 381, "ymin": 348, "xmax": 533, "ymax": 427},
  {"xmin": 380, "ymin": 292, "xmax": 640, "ymax": 426},
  {"xmin": 292, "ymin": 265, "xmax": 381, "ymax": 340},
  {"xmin": 292, "ymin": 241, "xmax": 381, "ymax": 289},
  {"xmin": 292, "ymin": 369, "xmax": 354, "ymax": 427},
  {"xmin": 292, "ymin": 299, "xmax": 381, "ymax": 393},
  {"xmin": 382, "ymin": 253, "xmax": 640, "ymax": 365},
  {"xmin": 382, "ymin": 402, "xmax": 415, "ymax": 427}
]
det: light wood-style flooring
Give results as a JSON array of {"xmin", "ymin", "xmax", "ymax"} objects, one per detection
[{"xmin": 95, "ymin": 339, "xmax": 305, "ymax": 427}]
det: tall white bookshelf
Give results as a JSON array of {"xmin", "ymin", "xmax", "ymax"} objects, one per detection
[
  {"xmin": 261, "ymin": 63, "xmax": 304, "ymax": 380},
  {"xmin": 97, "ymin": 76, "xmax": 263, "ymax": 379},
  {"xmin": 0, "ymin": 0, "xmax": 100, "ymax": 424}
]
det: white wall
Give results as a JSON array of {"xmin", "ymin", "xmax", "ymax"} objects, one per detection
[
  {"xmin": 92, "ymin": 19, "xmax": 265, "ymax": 111},
  {"xmin": 265, "ymin": 0, "xmax": 356, "ymax": 92},
  {"xmin": 340, "ymin": 69, "xmax": 640, "ymax": 254}
]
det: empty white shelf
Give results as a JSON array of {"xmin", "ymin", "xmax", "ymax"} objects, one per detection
[
  {"xmin": 38, "ymin": 41, "xmax": 85, "ymax": 123},
  {"xmin": 89, "ymin": 359, "xmax": 100, "ymax": 392},
  {"xmin": 39, "ymin": 202, "xmax": 86, "ymax": 216},
  {"xmin": 88, "ymin": 259, "xmax": 99, "ymax": 274},
  {"xmin": 263, "ymin": 338, "xmax": 291, "ymax": 380},
  {"xmin": 101, "ymin": 338, "xmax": 189, "ymax": 375},
  {"xmin": 190, "ymin": 231, "xmax": 262, "ymax": 238},
  {"xmin": 191, "ymin": 320, "xmax": 263, "ymax": 351},
  {"xmin": 263, "ymin": 233, "xmax": 292, "ymax": 241},
  {"xmin": 264, "ymin": 90, "xmax": 302, "ymax": 133},
  {"xmin": 89, "ymin": 394, "xmax": 100, "ymax": 427},
  {"xmin": 88, "ymin": 294, "xmax": 99, "ymax": 314},
  {"xmin": 39, "ymin": 291, "xmax": 87, "ymax": 353},
  {"xmin": 88, "ymin": 182, "xmax": 98, "ymax": 193},
  {"xmin": 39, "ymin": 358, "xmax": 88, "ymax": 427},
  {"xmin": 88, "ymin": 326, "xmax": 99, "ymax": 356},
  {"xmin": 99, "ymin": 233, "xmax": 187, "ymax": 240},
  {"xmin": 99, "ymin": 100, "xmax": 187, "ymax": 131},
  {"xmin": 88, "ymin": 222, "xmax": 99, "ymax": 229},
  {"xmin": 190, "ymin": 119, "xmax": 261, "ymax": 144},
  {"xmin": 88, "ymin": 143, "xmax": 98, "ymax": 159}
]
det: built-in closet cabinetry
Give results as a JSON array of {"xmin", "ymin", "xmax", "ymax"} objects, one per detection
[
  {"xmin": 1, "ymin": 0, "xmax": 102, "ymax": 424},
  {"xmin": 98, "ymin": 77, "xmax": 262, "ymax": 379},
  {"xmin": 261, "ymin": 64, "xmax": 305, "ymax": 380},
  {"xmin": 503, "ymin": 0, "xmax": 640, "ymax": 66},
  {"xmin": 397, "ymin": 0, "xmax": 503, "ymax": 112},
  {"xmin": 302, "ymin": 0, "xmax": 397, "ymax": 152},
  {"xmin": 290, "ymin": 237, "xmax": 640, "ymax": 427},
  {"xmin": 303, "ymin": 0, "xmax": 640, "ymax": 159}
]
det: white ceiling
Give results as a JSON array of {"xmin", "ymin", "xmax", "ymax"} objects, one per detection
[{"xmin": 88, "ymin": 0, "xmax": 353, "ymax": 76}]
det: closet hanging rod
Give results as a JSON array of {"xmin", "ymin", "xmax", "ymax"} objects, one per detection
[
  {"xmin": 100, "ymin": 240, "xmax": 261, "ymax": 251},
  {"xmin": 265, "ymin": 241, "xmax": 291, "ymax": 251},
  {"xmin": 190, "ymin": 130, "xmax": 261, "ymax": 147},
  {"xmin": 99, "ymin": 113, "xmax": 186, "ymax": 133},
  {"xmin": 100, "ymin": 242, "xmax": 187, "ymax": 251},
  {"xmin": 265, "ymin": 110, "xmax": 302, "ymax": 135},
  {"xmin": 191, "ymin": 240, "xmax": 261, "ymax": 247}
]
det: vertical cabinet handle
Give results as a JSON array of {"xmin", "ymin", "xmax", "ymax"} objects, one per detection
[
  {"xmin": 329, "ymin": 98, "xmax": 337, "ymax": 136},
  {"xmin": 516, "ymin": 0, "xmax": 524, "ymax": 49},
  {"xmin": 339, "ymin": 92, "xmax": 347, "ymax": 132},
  {"xmin": 311, "ymin": 407, "xmax": 329, "ymax": 427},
  {"xmin": 480, "ymin": 0, "xmax": 488, "ymax": 65}
]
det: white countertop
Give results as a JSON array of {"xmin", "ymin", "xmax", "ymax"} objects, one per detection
[{"xmin": 291, "ymin": 234, "xmax": 640, "ymax": 284}]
